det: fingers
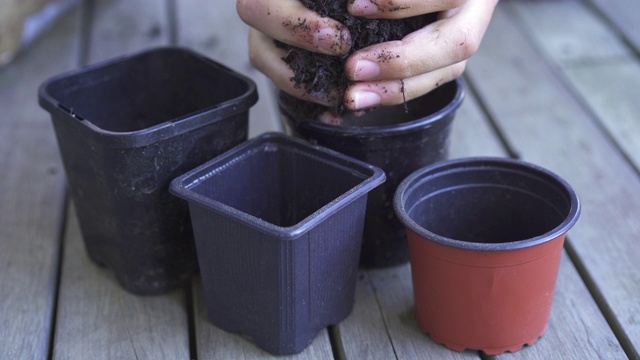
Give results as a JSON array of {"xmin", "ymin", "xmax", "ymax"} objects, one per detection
[
  {"xmin": 248, "ymin": 29, "xmax": 338, "ymax": 106},
  {"xmin": 343, "ymin": 61, "xmax": 466, "ymax": 111},
  {"xmin": 237, "ymin": 0, "xmax": 351, "ymax": 56},
  {"xmin": 341, "ymin": 0, "xmax": 496, "ymax": 111},
  {"xmin": 348, "ymin": 0, "xmax": 466, "ymax": 19},
  {"xmin": 345, "ymin": 0, "xmax": 496, "ymax": 83}
]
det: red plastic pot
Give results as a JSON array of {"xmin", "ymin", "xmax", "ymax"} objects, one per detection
[{"xmin": 393, "ymin": 157, "xmax": 581, "ymax": 355}]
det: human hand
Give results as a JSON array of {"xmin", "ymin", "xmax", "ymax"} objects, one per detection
[
  {"xmin": 343, "ymin": 0, "xmax": 499, "ymax": 111},
  {"xmin": 237, "ymin": 0, "xmax": 498, "ymax": 111},
  {"xmin": 237, "ymin": 0, "xmax": 352, "ymax": 106}
]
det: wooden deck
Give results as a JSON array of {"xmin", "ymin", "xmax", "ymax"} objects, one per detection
[{"xmin": 1, "ymin": 0, "xmax": 639, "ymax": 358}]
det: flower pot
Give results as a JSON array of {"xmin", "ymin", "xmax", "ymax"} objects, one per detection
[
  {"xmin": 170, "ymin": 132, "xmax": 385, "ymax": 355},
  {"xmin": 38, "ymin": 47, "xmax": 258, "ymax": 295},
  {"xmin": 280, "ymin": 79, "xmax": 465, "ymax": 268},
  {"xmin": 393, "ymin": 157, "xmax": 581, "ymax": 355}
]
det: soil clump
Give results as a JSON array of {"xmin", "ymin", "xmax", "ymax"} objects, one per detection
[{"xmin": 277, "ymin": 0, "xmax": 436, "ymax": 119}]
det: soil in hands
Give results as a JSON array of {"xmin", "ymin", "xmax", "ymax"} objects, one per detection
[{"xmin": 277, "ymin": 0, "xmax": 436, "ymax": 122}]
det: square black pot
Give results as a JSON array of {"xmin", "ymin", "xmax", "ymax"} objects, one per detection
[
  {"xmin": 38, "ymin": 47, "xmax": 258, "ymax": 295},
  {"xmin": 170, "ymin": 133, "xmax": 385, "ymax": 354}
]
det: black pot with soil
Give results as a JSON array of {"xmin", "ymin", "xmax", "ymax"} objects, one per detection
[
  {"xmin": 279, "ymin": 2, "xmax": 465, "ymax": 267},
  {"xmin": 281, "ymin": 79, "xmax": 464, "ymax": 267}
]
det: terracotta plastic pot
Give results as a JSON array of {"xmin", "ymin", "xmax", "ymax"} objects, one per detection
[
  {"xmin": 393, "ymin": 157, "xmax": 581, "ymax": 355},
  {"xmin": 280, "ymin": 79, "xmax": 464, "ymax": 268},
  {"xmin": 38, "ymin": 47, "xmax": 257, "ymax": 295},
  {"xmin": 170, "ymin": 133, "xmax": 385, "ymax": 355}
]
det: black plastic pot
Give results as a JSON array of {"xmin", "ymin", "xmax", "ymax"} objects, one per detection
[
  {"xmin": 38, "ymin": 47, "xmax": 258, "ymax": 295},
  {"xmin": 170, "ymin": 133, "xmax": 385, "ymax": 355},
  {"xmin": 280, "ymin": 79, "xmax": 465, "ymax": 267}
]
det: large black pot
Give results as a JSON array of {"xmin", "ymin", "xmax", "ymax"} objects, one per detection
[{"xmin": 280, "ymin": 79, "xmax": 465, "ymax": 267}]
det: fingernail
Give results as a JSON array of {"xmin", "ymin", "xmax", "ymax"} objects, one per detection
[
  {"xmin": 350, "ymin": 0, "xmax": 378, "ymax": 16},
  {"xmin": 317, "ymin": 27, "xmax": 351, "ymax": 54},
  {"xmin": 353, "ymin": 91, "xmax": 381, "ymax": 110},
  {"xmin": 354, "ymin": 60, "xmax": 380, "ymax": 81}
]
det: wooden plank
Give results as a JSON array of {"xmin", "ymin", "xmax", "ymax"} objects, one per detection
[
  {"xmin": 192, "ymin": 279, "xmax": 334, "ymax": 359},
  {"xmin": 51, "ymin": 0, "xmax": 190, "ymax": 358},
  {"xmin": 508, "ymin": 0, "xmax": 630, "ymax": 66},
  {"xmin": 334, "ymin": 272, "xmax": 398, "ymax": 359},
  {"xmin": 85, "ymin": 0, "xmax": 169, "ymax": 64},
  {"xmin": 0, "ymin": 5, "xmax": 80, "ymax": 359},
  {"xmin": 174, "ymin": 0, "xmax": 282, "ymax": 137},
  {"xmin": 53, "ymin": 205, "xmax": 190, "ymax": 359},
  {"xmin": 509, "ymin": 0, "xmax": 640, "ymax": 221},
  {"xmin": 448, "ymin": 85, "xmax": 508, "ymax": 159},
  {"xmin": 466, "ymin": 2, "xmax": 638, "ymax": 357},
  {"xmin": 587, "ymin": 0, "xmax": 640, "ymax": 53},
  {"xmin": 562, "ymin": 58, "xmax": 640, "ymax": 171},
  {"xmin": 367, "ymin": 265, "xmax": 480, "ymax": 360}
]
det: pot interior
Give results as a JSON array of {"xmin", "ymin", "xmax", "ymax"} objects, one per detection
[
  {"xmin": 402, "ymin": 161, "xmax": 577, "ymax": 246},
  {"xmin": 186, "ymin": 141, "xmax": 369, "ymax": 228},
  {"xmin": 408, "ymin": 185, "xmax": 567, "ymax": 244},
  {"xmin": 45, "ymin": 48, "xmax": 250, "ymax": 132}
]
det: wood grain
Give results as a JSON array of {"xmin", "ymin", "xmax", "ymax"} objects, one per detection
[
  {"xmin": 53, "ymin": 205, "xmax": 190, "ymax": 359},
  {"xmin": 587, "ymin": 0, "xmax": 640, "ymax": 53},
  {"xmin": 509, "ymin": 0, "xmax": 631, "ymax": 66},
  {"xmin": 85, "ymin": 0, "xmax": 169, "ymax": 64},
  {"xmin": 192, "ymin": 279, "xmax": 334, "ymax": 360},
  {"xmin": 0, "ymin": 5, "xmax": 80, "ymax": 359}
]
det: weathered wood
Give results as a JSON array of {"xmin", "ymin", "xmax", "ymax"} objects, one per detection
[
  {"xmin": 587, "ymin": 0, "xmax": 640, "ymax": 53},
  {"xmin": 85, "ymin": 0, "xmax": 169, "ymax": 64},
  {"xmin": 467, "ymin": 2, "xmax": 638, "ymax": 357},
  {"xmin": 562, "ymin": 58, "xmax": 640, "ymax": 172},
  {"xmin": 510, "ymin": 0, "xmax": 640, "ymax": 231},
  {"xmin": 51, "ymin": 0, "xmax": 190, "ymax": 358},
  {"xmin": 0, "ymin": 5, "xmax": 80, "ymax": 359},
  {"xmin": 192, "ymin": 279, "xmax": 334, "ymax": 359},
  {"xmin": 334, "ymin": 272, "xmax": 399, "ymax": 359},
  {"xmin": 508, "ymin": 0, "xmax": 630, "ymax": 66},
  {"xmin": 448, "ymin": 85, "xmax": 508, "ymax": 159},
  {"xmin": 367, "ymin": 265, "xmax": 481, "ymax": 360},
  {"xmin": 174, "ymin": 0, "xmax": 281, "ymax": 137},
  {"xmin": 53, "ymin": 205, "xmax": 190, "ymax": 359}
]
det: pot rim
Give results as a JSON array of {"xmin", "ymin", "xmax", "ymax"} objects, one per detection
[
  {"xmin": 281, "ymin": 78, "xmax": 465, "ymax": 136},
  {"xmin": 393, "ymin": 157, "xmax": 581, "ymax": 251},
  {"xmin": 170, "ymin": 132, "xmax": 386, "ymax": 240},
  {"xmin": 38, "ymin": 46, "xmax": 258, "ymax": 147}
]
